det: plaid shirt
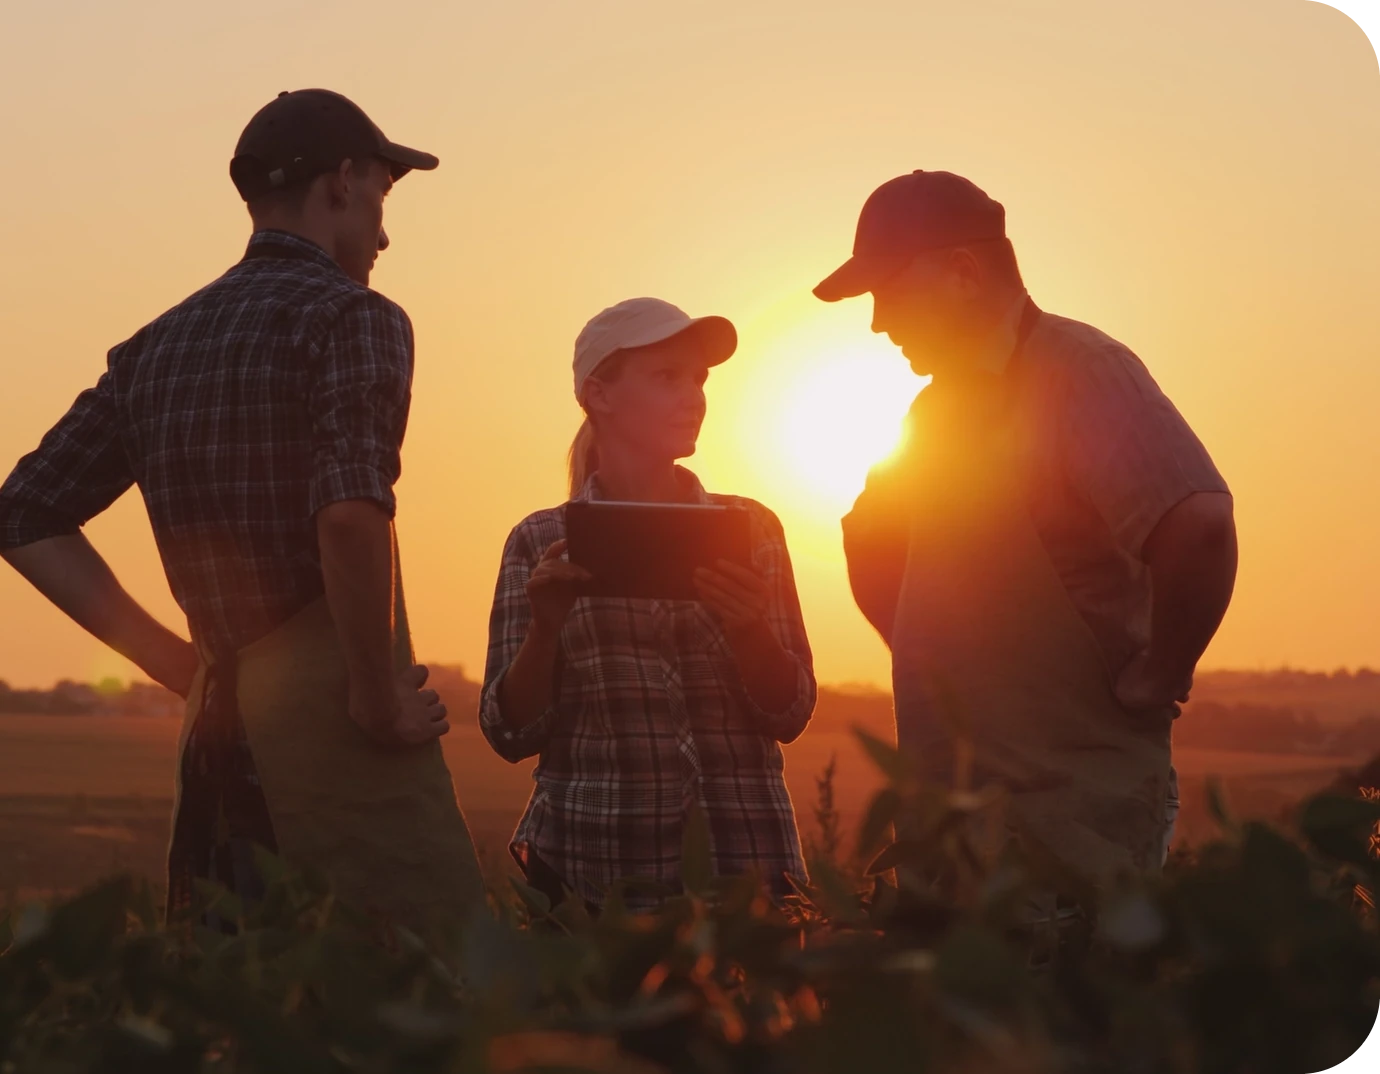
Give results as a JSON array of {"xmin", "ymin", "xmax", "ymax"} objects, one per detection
[
  {"xmin": 480, "ymin": 469, "xmax": 816, "ymax": 909},
  {"xmin": 0, "ymin": 229, "xmax": 414, "ymax": 657},
  {"xmin": 0, "ymin": 230, "xmax": 413, "ymax": 918}
]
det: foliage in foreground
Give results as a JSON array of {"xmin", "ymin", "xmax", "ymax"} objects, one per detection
[{"xmin": 2, "ymin": 734, "xmax": 1379, "ymax": 1074}]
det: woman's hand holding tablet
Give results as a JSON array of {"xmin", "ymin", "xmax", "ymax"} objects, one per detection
[
  {"xmin": 526, "ymin": 539, "xmax": 595, "ymax": 633},
  {"xmin": 693, "ymin": 560, "xmax": 770, "ymax": 638}
]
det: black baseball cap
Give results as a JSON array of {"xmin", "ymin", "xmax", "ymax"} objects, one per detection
[
  {"xmin": 814, "ymin": 170, "xmax": 1006, "ymax": 302},
  {"xmin": 230, "ymin": 89, "xmax": 439, "ymax": 202}
]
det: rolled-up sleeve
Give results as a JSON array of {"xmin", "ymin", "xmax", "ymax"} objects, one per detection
[
  {"xmin": 307, "ymin": 293, "xmax": 414, "ymax": 518},
  {"xmin": 739, "ymin": 505, "xmax": 817, "ymax": 743},
  {"xmin": 1061, "ymin": 346, "xmax": 1229, "ymax": 560},
  {"xmin": 479, "ymin": 523, "xmax": 560, "ymax": 763},
  {"xmin": 0, "ymin": 369, "xmax": 134, "ymax": 550}
]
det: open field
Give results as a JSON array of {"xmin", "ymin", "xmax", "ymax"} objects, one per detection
[{"xmin": 0, "ymin": 711, "xmax": 1361, "ymax": 903}]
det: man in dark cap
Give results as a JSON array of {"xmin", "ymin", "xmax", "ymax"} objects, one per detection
[
  {"xmin": 0, "ymin": 90, "xmax": 483, "ymax": 932},
  {"xmin": 816, "ymin": 170, "xmax": 1237, "ymax": 887}
]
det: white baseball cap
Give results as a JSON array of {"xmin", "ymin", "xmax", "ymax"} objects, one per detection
[{"xmin": 572, "ymin": 297, "xmax": 738, "ymax": 400}]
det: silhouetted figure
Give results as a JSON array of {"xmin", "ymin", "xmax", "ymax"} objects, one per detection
[
  {"xmin": 0, "ymin": 89, "xmax": 483, "ymax": 934},
  {"xmin": 479, "ymin": 298, "xmax": 816, "ymax": 910},
  {"xmin": 816, "ymin": 171, "xmax": 1237, "ymax": 886}
]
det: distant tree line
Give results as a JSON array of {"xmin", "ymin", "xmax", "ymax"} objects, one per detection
[
  {"xmin": 1174, "ymin": 701, "xmax": 1380, "ymax": 756},
  {"xmin": 6, "ymin": 666, "xmax": 1380, "ymax": 760},
  {"xmin": 0, "ymin": 679, "xmax": 182, "ymax": 718}
]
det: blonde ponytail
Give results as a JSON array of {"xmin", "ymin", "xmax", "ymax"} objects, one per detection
[{"xmin": 568, "ymin": 417, "xmax": 599, "ymax": 498}]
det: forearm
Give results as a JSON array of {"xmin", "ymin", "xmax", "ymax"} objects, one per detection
[
  {"xmin": 496, "ymin": 622, "xmax": 563, "ymax": 731},
  {"xmin": 841, "ymin": 485, "xmax": 909, "ymax": 647},
  {"xmin": 2, "ymin": 535, "xmax": 195, "ymax": 696},
  {"xmin": 726, "ymin": 620, "xmax": 803, "ymax": 721},
  {"xmin": 1143, "ymin": 493, "xmax": 1238, "ymax": 679},
  {"xmin": 316, "ymin": 500, "xmax": 397, "ymax": 715}
]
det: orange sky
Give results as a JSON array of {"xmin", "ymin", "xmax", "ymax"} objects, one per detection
[{"xmin": 1, "ymin": 0, "xmax": 1377, "ymax": 689}]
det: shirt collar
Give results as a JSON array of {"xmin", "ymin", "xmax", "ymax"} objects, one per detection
[
  {"xmin": 242, "ymin": 230, "xmax": 344, "ymax": 274},
  {"xmin": 975, "ymin": 289, "xmax": 1032, "ymax": 376},
  {"xmin": 573, "ymin": 465, "xmax": 711, "ymax": 505}
]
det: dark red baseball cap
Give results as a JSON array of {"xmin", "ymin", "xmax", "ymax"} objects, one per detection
[
  {"xmin": 230, "ymin": 89, "xmax": 438, "ymax": 202},
  {"xmin": 814, "ymin": 170, "xmax": 1006, "ymax": 302}
]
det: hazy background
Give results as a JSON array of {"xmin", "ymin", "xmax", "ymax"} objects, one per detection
[{"xmin": 1, "ymin": 0, "xmax": 1377, "ymax": 689}]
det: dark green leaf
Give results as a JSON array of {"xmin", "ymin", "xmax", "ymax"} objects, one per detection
[
  {"xmin": 806, "ymin": 858, "xmax": 864, "ymax": 926},
  {"xmin": 1006, "ymin": 819, "xmax": 1099, "ymax": 910},
  {"xmin": 1205, "ymin": 777, "xmax": 1236, "ymax": 833},
  {"xmin": 935, "ymin": 924, "xmax": 1029, "ymax": 1013},
  {"xmin": 855, "ymin": 788, "xmax": 902, "ymax": 863},
  {"xmin": 1300, "ymin": 794, "xmax": 1380, "ymax": 866},
  {"xmin": 45, "ymin": 875, "xmax": 131, "ymax": 978},
  {"xmin": 854, "ymin": 727, "xmax": 908, "ymax": 784},
  {"xmin": 866, "ymin": 838, "xmax": 930, "ymax": 877},
  {"xmin": 509, "ymin": 876, "xmax": 552, "ymax": 919},
  {"xmin": 681, "ymin": 799, "xmax": 713, "ymax": 896}
]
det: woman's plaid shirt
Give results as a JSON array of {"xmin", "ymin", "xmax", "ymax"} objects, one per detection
[{"xmin": 480, "ymin": 470, "xmax": 817, "ymax": 908}]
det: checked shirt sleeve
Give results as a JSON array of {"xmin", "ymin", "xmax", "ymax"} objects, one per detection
[
  {"xmin": 738, "ymin": 504, "xmax": 818, "ymax": 743},
  {"xmin": 0, "ymin": 370, "xmax": 134, "ymax": 550},
  {"xmin": 1060, "ymin": 344, "xmax": 1230, "ymax": 561},
  {"xmin": 479, "ymin": 521, "xmax": 562, "ymax": 763},
  {"xmin": 307, "ymin": 292, "xmax": 415, "ymax": 518}
]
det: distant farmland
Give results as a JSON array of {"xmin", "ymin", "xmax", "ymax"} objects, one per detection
[{"xmin": 0, "ymin": 689, "xmax": 1363, "ymax": 903}]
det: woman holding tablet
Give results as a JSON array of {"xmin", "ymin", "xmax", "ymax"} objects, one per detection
[{"xmin": 479, "ymin": 297, "xmax": 817, "ymax": 911}]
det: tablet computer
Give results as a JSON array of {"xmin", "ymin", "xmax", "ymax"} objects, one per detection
[{"xmin": 565, "ymin": 500, "xmax": 753, "ymax": 601}]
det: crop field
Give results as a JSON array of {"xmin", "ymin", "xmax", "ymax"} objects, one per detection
[{"xmin": 0, "ymin": 711, "xmax": 1357, "ymax": 903}]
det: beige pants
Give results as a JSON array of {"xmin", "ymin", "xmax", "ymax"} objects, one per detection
[{"xmin": 175, "ymin": 547, "xmax": 485, "ymax": 942}]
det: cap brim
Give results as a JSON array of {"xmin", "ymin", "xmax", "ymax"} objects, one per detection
[
  {"xmin": 379, "ymin": 141, "xmax": 439, "ymax": 180},
  {"xmin": 813, "ymin": 254, "xmax": 913, "ymax": 302},
  {"xmin": 684, "ymin": 315, "xmax": 738, "ymax": 366},
  {"xmin": 620, "ymin": 315, "xmax": 738, "ymax": 366}
]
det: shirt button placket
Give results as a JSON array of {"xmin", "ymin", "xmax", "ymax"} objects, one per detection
[{"xmin": 655, "ymin": 601, "xmax": 701, "ymax": 809}]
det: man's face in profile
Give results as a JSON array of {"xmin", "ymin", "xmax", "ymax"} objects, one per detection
[
  {"xmin": 334, "ymin": 158, "xmax": 393, "ymax": 287},
  {"xmin": 868, "ymin": 248, "xmax": 987, "ymax": 378},
  {"xmin": 868, "ymin": 253, "xmax": 959, "ymax": 376}
]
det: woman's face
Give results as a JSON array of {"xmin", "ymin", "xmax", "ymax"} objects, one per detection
[{"xmin": 586, "ymin": 332, "xmax": 710, "ymax": 462}]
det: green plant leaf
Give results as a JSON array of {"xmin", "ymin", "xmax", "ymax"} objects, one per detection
[
  {"xmin": 551, "ymin": 891, "xmax": 594, "ymax": 933},
  {"xmin": 855, "ymin": 788, "xmax": 902, "ymax": 864},
  {"xmin": 682, "ymin": 799, "xmax": 714, "ymax": 897},
  {"xmin": 1300, "ymin": 794, "xmax": 1380, "ymax": 866},
  {"xmin": 45, "ymin": 875, "xmax": 131, "ymax": 979},
  {"xmin": 1205, "ymin": 777, "xmax": 1236, "ymax": 833},
  {"xmin": 935, "ymin": 924, "xmax": 1029, "ymax": 1014},
  {"xmin": 509, "ymin": 876, "xmax": 552, "ymax": 919},
  {"xmin": 1005, "ymin": 819, "xmax": 1099, "ymax": 911},
  {"xmin": 806, "ymin": 857, "xmax": 865, "ymax": 927},
  {"xmin": 854, "ymin": 727, "xmax": 908, "ymax": 784},
  {"xmin": 866, "ymin": 838, "xmax": 929, "ymax": 876}
]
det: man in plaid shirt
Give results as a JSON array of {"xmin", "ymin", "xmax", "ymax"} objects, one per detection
[{"xmin": 0, "ymin": 90, "xmax": 461, "ymax": 919}]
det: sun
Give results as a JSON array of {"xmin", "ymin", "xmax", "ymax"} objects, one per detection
[
  {"xmin": 696, "ymin": 303, "xmax": 924, "ymax": 526},
  {"xmin": 768, "ymin": 349, "xmax": 922, "ymax": 511}
]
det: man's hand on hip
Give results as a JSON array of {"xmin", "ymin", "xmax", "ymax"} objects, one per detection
[
  {"xmin": 1115, "ymin": 649, "xmax": 1193, "ymax": 711},
  {"xmin": 350, "ymin": 662, "xmax": 450, "ymax": 747}
]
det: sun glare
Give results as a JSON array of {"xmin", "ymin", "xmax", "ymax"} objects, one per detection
[
  {"xmin": 767, "ymin": 351, "xmax": 920, "ymax": 510},
  {"xmin": 699, "ymin": 305, "xmax": 925, "ymax": 534}
]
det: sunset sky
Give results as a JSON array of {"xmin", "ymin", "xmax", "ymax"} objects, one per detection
[{"xmin": 0, "ymin": 0, "xmax": 1377, "ymax": 689}]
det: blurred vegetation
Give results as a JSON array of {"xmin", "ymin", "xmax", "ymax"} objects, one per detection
[{"xmin": 3, "ymin": 732, "xmax": 1378, "ymax": 1074}]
